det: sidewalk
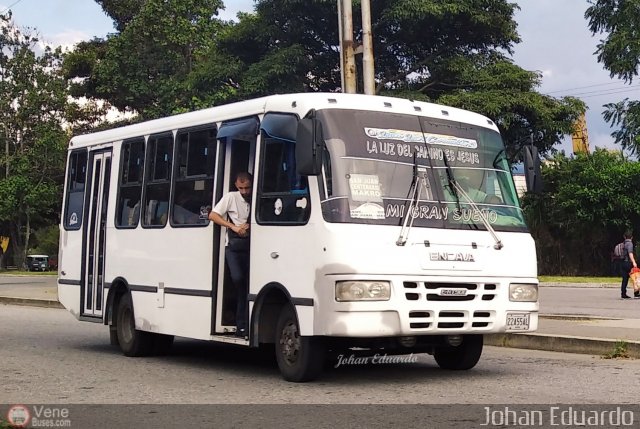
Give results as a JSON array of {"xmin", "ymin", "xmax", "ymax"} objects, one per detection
[{"xmin": 1, "ymin": 278, "xmax": 640, "ymax": 358}]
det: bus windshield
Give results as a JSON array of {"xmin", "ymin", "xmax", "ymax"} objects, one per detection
[{"xmin": 316, "ymin": 109, "xmax": 527, "ymax": 232}]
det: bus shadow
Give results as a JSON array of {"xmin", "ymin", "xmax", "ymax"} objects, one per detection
[{"xmin": 76, "ymin": 338, "xmax": 498, "ymax": 383}]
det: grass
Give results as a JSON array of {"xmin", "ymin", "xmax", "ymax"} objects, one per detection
[
  {"xmin": 602, "ymin": 340, "xmax": 629, "ymax": 359},
  {"xmin": 0, "ymin": 270, "xmax": 57, "ymax": 276},
  {"xmin": 539, "ymin": 276, "xmax": 618, "ymax": 283}
]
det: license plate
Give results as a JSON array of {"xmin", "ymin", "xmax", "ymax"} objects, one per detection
[{"xmin": 506, "ymin": 313, "xmax": 530, "ymax": 331}]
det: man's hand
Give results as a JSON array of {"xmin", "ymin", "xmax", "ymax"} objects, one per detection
[{"xmin": 233, "ymin": 223, "xmax": 250, "ymax": 238}]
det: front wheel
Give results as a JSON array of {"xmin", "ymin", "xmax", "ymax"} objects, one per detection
[
  {"xmin": 275, "ymin": 305, "xmax": 325, "ymax": 382},
  {"xmin": 434, "ymin": 335, "xmax": 483, "ymax": 370}
]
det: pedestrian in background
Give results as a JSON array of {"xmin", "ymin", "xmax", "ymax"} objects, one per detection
[{"xmin": 620, "ymin": 231, "xmax": 637, "ymax": 299}]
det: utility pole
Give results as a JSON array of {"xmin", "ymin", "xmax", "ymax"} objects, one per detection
[
  {"xmin": 340, "ymin": 0, "xmax": 357, "ymax": 93},
  {"xmin": 337, "ymin": 0, "xmax": 345, "ymax": 92},
  {"xmin": 361, "ymin": 0, "xmax": 375, "ymax": 95}
]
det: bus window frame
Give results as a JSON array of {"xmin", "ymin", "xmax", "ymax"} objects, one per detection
[
  {"xmin": 63, "ymin": 148, "xmax": 89, "ymax": 231},
  {"xmin": 169, "ymin": 124, "xmax": 217, "ymax": 228},
  {"xmin": 141, "ymin": 131, "xmax": 174, "ymax": 229},
  {"xmin": 115, "ymin": 137, "xmax": 146, "ymax": 230},
  {"xmin": 255, "ymin": 112, "xmax": 311, "ymax": 226}
]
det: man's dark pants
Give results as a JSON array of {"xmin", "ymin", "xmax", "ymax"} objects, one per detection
[
  {"xmin": 621, "ymin": 260, "xmax": 632, "ymax": 296},
  {"xmin": 226, "ymin": 246, "xmax": 249, "ymax": 332}
]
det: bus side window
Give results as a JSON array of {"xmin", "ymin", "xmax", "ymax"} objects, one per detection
[
  {"xmin": 257, "ymin": 137, "xmax": 310, "ymax": 224},
  {"xmin": 116, "ymin": 138, "xmax": 145, "ymax": 228},
  {"xmin": 171, "ymin": 127, "xmax": 216, "ymax": 226},
  {"xmin": 64, "ymin": 149, "xmax": 88, "ymax": 230},
  {"xmin": 142, "ymin": 133, "xmax": 173, "ymax": 228}
]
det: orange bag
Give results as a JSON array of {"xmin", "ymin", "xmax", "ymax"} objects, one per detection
[{"xmin": 630, "ymin": 267, "xmax": 640, "ymax": 289}]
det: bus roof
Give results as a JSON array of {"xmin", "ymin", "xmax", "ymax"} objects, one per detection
[{"xmin": 69, "ymin": 93, "xmax": 499, "ymax": 149}]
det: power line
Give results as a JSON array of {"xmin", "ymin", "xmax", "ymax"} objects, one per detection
[
  {"xmin": 1, "ymin": 0, "xmax": 24, "ymax": 14},
  {"xmin": 546, "ymin": 81, "xmax": 627, "ymax": 95},
  {"xmin": 578, "ymin": 86, "xmax": 640, "ymax": 99},
  {"xmin": 567, "ymin": 84, "xmax": 640, "ymax": 97}
]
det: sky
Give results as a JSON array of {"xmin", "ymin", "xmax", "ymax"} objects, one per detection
[{"xmin": 1, "ymin": 0, "xmax": 633, "ymax": 154}]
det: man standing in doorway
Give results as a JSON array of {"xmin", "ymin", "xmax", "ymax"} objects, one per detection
[
  {"xmin": 209, "ymin": 172, "xmax": 252, "ymax": 337},
  {"xmin": 620, "ymin": 231, "xmax": 637, "ymax": 299}
]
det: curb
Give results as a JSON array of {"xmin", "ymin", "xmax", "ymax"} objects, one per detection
[
  {"xmin": 486, "ymin": 333, "xmax": 640, "ymax": 358},
  {"xmin": 0, "ymin": 296, "xmax": 63, "ymax": 309},
  {"xmin": 540, "ymin": 282, "xmax": 619, "ymax": 288}
]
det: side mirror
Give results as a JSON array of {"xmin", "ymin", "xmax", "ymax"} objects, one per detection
[
  {"xmin": 523, "ymin": 145, "xmax": 543, "ymax": 194},
  {"xmin": 296, "ymin": 118, "xmax": 323, "ymax": 176}
]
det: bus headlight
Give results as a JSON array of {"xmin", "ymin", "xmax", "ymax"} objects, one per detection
[
  {"xmin": 509, "ymin": 283, "xmax": 538, "ymax": 302},
  {"xmin": 335, "ymin": 281, "xmax": 391, "ymax": 301}
]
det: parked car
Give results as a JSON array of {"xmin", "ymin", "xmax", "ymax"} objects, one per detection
[{"xmin": 26, "ymin": 254, "xmax": 49, "ymax": 272}]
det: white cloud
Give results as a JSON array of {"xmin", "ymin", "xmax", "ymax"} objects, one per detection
[{"xmin": 44, "ymin": 29, "xmax": 93, "ymax": 51}]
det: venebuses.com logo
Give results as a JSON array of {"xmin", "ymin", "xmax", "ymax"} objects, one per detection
[
  {"xmin": 6, "ymin": 405, "xmax": 30, "ymax": 428},
  {"xmin": 5, "ymin": 405, "xmax": 71, "ymax": 428}
]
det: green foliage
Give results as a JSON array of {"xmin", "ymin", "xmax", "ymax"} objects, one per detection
[
  {"xmin": 217, "ymin": 0, "xmax": 583, "ymax": 159},
  {"xmin": 586, "ymin": 0, "xmax": 640, "ymax": 154},
  {"xmin": 602, "ymin": 99, "xmax": 640, "ymax": 156},
  {"xmin": 30, "ymin": 225, "xmax": 60, "ymax": 256},
  {"xmin": 64, "ymin": 0, "xmax": 226, "ymax": 119},
  {"xmin": 523, "ymin": 150, "xmax": 640, "ymax": 275},
  {"xmin": 602, "ymin": 340, "xmax": 629, "ymax": 359},
  {"xmin": 585, "ymin": 0, "xmax": 640, "ymax": 83},
  {"xmin": 64, "ymin": 0, "xmax": 583, "ymax": 158},
  {"xmin": 0, "ymin": 12, "xmax": 72, "ymax": 266},
  {"xmin": 435, "ymin": 59, "xmax": 585, "ymax": 161}
]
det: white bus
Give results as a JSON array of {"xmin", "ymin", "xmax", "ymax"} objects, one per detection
[{"xmin": 58, "ymin": 93, "xmax": 539, "ymax": 382}]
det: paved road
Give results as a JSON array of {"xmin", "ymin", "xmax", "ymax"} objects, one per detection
[
  {"xmin": 539, "ymin": 286, "xmax": 640, "ymax": 319},
  {"xmin": 0, "ymin": 275, "xmax": 57, "ymax": 301},
  {"xmin": 2, "ymin": 305, "xmax": 640, "ymax": 405}
]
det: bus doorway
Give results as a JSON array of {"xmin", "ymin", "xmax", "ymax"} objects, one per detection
[
  {"xmin": 212, "ymin": 119, "xmax": 256, "ymax": 336},
  {"xmin": 82, "ymin": 149, "xmax": 112, "ymax": 319}
]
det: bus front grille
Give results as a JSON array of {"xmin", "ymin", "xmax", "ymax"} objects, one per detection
[
  {"xmin": 407, "ymin": 310, "xmax": 495, "ymax": 331},
  {"xmin": 403, "ymin": 281, "xmax": 498, "ymax": 302}
]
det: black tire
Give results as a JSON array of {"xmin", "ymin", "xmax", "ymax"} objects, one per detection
[
  {"xmin": 434, "ymin": 335, "xmax": 483, "ymax": 370},
  {"xmin": 275, "ymin": 305, "xmax": 325, "ymax": 382},
  {"xmin": 116, "ymin": 292, "xmax": 154, "ymax": 357}
]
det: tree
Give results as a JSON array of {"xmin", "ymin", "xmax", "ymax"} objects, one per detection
[
  {"xmin": 0, "ymin": 12, "xmax": 71, "ymax": 268},
  {"xmin": 64, "ymin": 0, "xmax": 228, "ymax": 120},
  {"xmin": 586, "ymin": 0, "xmax": 640, "ymax": 155},
  {"xmin": 218, "ymin": 0, "xmax": 584, "ymax": 160},
  {"xmin": 522, "ymin": 149, "xmax": 640, "ymax": 275},
  {"xmin": 66, "ymin": 0, "xmax": 583, "ymax": 158}
]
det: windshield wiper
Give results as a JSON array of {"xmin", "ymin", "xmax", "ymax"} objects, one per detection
[
  {"xmin": 442, "ymin": 156, "xmax": 504, "ymax": 250},
  {"xmin": 443, "ymin": 155, "xmax": 462, "ymax": 214},
  {"xmin": 396, "ymin": 153, "xmax": 430, "ymax": 246}
]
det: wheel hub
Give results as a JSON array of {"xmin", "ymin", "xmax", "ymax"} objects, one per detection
[{"xmin": 280, "ymin": 320, "xmax": 300, "ymax": 365}]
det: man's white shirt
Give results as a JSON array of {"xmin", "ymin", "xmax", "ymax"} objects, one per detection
[{"xmin": 213, "ymin": 191, "xmax": 250, "ymax": 242}]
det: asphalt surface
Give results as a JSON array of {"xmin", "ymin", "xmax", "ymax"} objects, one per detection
[{"xmin": 1, "ymin": 275, "xmax": 639, "ymax": 358}]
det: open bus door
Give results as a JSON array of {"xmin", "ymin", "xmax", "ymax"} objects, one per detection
[
  {"xmin": 81, "ymin": 149, "xmax": 112, "ymax": 319},
  {"xmin": 212, "ymin": 118, "xmax": 256, "ymax": 335}
]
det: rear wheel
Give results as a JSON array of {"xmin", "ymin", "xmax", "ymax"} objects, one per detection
[
  {"xmin": 275, "ymin": 305, "xmax": 325, "ymax": 382},
  {"xmin": 116, "ymin": 292, "xmax": 154, "ymax": 356},
  {"xmin": 434, "ymin": 335, "xmax": 483, "ymax": 370}
]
